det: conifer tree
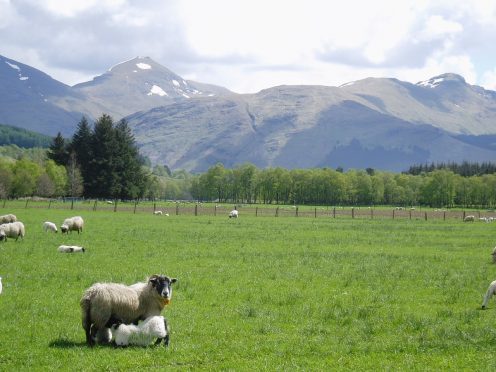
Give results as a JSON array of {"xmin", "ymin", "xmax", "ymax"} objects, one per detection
[{"xmin": 47, "ymin": 132, "xmax": 69, "ymax": 166}]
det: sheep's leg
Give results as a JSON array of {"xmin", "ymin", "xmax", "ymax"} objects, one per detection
[{"xmin": 482, "ymin": 285, "xmax": 496, "ymax": 309}]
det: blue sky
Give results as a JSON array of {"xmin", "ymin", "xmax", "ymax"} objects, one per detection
[{"xmin": 2, "ymin": 0, "xmax": 496, "ymax": 93}]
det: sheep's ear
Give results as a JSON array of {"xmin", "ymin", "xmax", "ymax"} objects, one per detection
[
  {"xmin": 149, "ymin": 276, "xmax": 159, "ymax": 287},
  {"xmin": 171, "ymin": 278, "xmax": 177, "ymax": 284}
]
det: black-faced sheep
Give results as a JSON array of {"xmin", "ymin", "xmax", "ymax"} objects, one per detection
[
  {"xmin": 0, "ymin": 221, "xmax": 25, "ymax": 241},
  {"xmin": 58, "ymin": 245, "xmax": 85, "ymax": 253},
  {"xmin": 80, "ymin": 274, "xmax": 177, "ymax": 346},
  {"xmin": 43, "ymin": 221, "xmax": 58, "ymax": 233},
  {"xmin": 110, "ymin": 315, "xmax": 169, "ymax": 347},
  {"xmin": 61, "ymin": 216, "xmax": 84, "ymax": 234}
]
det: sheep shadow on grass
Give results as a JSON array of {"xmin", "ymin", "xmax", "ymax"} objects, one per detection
[{"xmin": 48, "ymin": 338, "xmax": 91, "ymax": 348}]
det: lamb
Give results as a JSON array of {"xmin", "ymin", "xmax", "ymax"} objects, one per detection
[
  {"xmin": 153, "ymin": 210, "xmax": 163, "ymax": 215},
  {"xmin": 229, "ymin": 210, "xmax": 239, "ymax": 218},
  {"xmin": 80, "ymin": 274, "xmax": 177, "ymax": 346},
  {"xmin": 43, "ymin": 221, "xmax": 58, "ymax": 233},
  {"xmin": 482, "ymin": 279, "xmax": 496, "ymax": 309},
  {"xmin": 0, "ymin": 214, "xmax": 16, "ymax": 224},
  {"xmin": 61, "ymin": 216, "xmax": 84, "ymax": 234},
  {"xmin": 463, "ymin": 215, "xmax": 475, "ymax": 222},
  {"xmin": 0, "ymin": 221, "xmax": 25, "ymax": 242},
  {"xmin": 110, "ymin": 315, "xmax": 169, "ymax": 347},
  {"xmin": 58, "ymin": 245, "xmax": 85, "ymax": 253}
]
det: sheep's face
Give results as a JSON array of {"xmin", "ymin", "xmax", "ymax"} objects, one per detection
[
  {"xmin": 0, "ymin": 231, "xmax": 5, "ymax": 241},
  {"xmin": 60, "ymin": 225, "xmax": 68, "ymax": 233},
  {"xmin": 149, "ymin": 275, "xmax": 177, "ymax": 300}
]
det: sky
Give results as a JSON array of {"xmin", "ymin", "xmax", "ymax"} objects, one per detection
[{"xmin": 2, "ymin": 0, "xmax": 496, "ymax": 94}]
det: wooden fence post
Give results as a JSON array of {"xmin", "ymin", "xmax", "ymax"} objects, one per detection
[
  {"xmin": 333, "ymin": 207, "xmax": 336, "ymax": 218},
  {"xmin": 134, "ymin": 200, "xmax": 138, "ymax": 214},
  {"xmin": 314, "ymin": 208, "xmax": 317, "ymax": 218},
  {"xmin": 71, "ymin": 199, "xmax": 74, "ymax": 210},
  {"xmin": 214, "ymin": 205, "xmax": 217, "ymax": 216},
  {"xmin": 256, "ymin": 207, "xmax": 258, "ymax": 217},
  {"xmin": 48, "ymin": 199, "xmax": 52, "ymax": 209},
  {"xmin": 153, "ymin": 202, "xmax": 156, "ymax": 212},
  {"xmin": 176, "ymin": 204, "xmax": 179, "ymax": 216},
  {"xmin": 195, "ymin": 204, "xmax": 198, "ymax": 216},
  {"xmin": 463, "ymin": 211, "xmax": 466, "ymax": 221},
  {"xmin": 371, "ymin": 208, "xmax": 373, "ymax": 219},
  {"xmin": 296, "ymin": 207, "xmax": 298, "ymax": 217},
  {"xmin": 443, "ymin": 211, "xmax": 446, "ymax": 221},
  {"xmin": 275, "ymin": 207, "xmax": 279, "ymax": 217},
  {"xmin": 409, "ymin": 210, "xmax": 412, "ymax": 220},
  {"xmin": 25, "ymin": 199, "xmax": 29, "ymax": 208},
  {"xmin": 425, "ymin": 212, "xmax": 427, "ymax": 221},
  {"xmin": 393, "ymin": 209, "xmax": 395, "ymax": 219},
  {"xmin": 2, "ymin": 199, "xmax": 5, "ymax": 208},
  {"xmin": 114, "ymin": 200, "xmax": 118, "ymax": 212},
  {"xmin": 352, "ymin": 207, "xmax": 354, "ymax": 219},
  {"xmin": 93, "ymin": 200, "xmax": 97, "ymax": 211}
]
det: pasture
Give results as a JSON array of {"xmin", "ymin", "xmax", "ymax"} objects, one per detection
[{"xmin": 1, "ymin": 205, "xmax": 496, "ymax": 370}]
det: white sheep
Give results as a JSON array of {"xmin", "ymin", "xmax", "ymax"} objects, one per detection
[
  {"xmin": 229, "ymin": 210, "xmax": 239, "ymax": 218},
  {"xmin": 58, "ymin": 245, "xmax": 85, "ymax": 253},
  {"xmin": 61, "ymin": 216, "xmax": 84, "ymax": 234},
  {"xmin": 464, "ymin": 215, "xmax": 475, "ymax": 222},
  {"xmin": 482, "ymin": 279, "xmax": 496, "ymax": 309},
  {"xmin": 110, "ymin": 315, "xmax": 169, "ymax": 347},
  {"xmin": 80, "ymin": 274, "xmax": 177, "ymax": 346},
  {"xmin": 43, "ymin": 221, "xmax": 58, "ymax": 233},
  {"xmin": 0, "ymin": 221, "xmax": 25, "ymax": 242},
  {"xmin": 0, "ymin": 214, "xmax": 16, "ymax": 224},
  {"xmin": 153, "ymin": 210, "xmax": 163, "ymax": 215}
]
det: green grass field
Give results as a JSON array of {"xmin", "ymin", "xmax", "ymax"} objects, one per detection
[{"xmin": 1, "ymin": 205, "xmax": 496, "ymax": 370}]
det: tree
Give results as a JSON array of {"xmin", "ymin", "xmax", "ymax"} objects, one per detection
[
  {"xmin": 11, "ymin": 158, "xmax": 42, "ymax": 197},
  {"xmin": 47, "ymin": 132, "xmax": 69, "ymax": 166},
  {"xmin": 70, "ymin": 116, "xmax": 92, "ymax": 189},
  {"xmin": 66, "ymin": 152, "xmax": 84, "ymax": 197}
]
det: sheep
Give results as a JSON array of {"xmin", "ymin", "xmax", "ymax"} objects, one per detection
[
  {"xmin": 0, "ymin": 214, "xmax": 16, "ymax": 224},
  {"xmin": 482, "ymin": 280, "xmax": 496, "ymax": 309},
  {"xmin": 58, "ymin": 245, "xmax": 85, "ymax": 253},
  {"xmin": 80, "ymin": 274, "xmax": 177, "ymax": 346},
  {"xmin": 229, "ymin": 210, "xmax": 239, "ymax": 218},
  {"xmin": 61, "ymin": 216, "xmax": 84, "ymax": 234},
  {"xmin": 110, "ymin": 315, "xmax": 169, "ymax": 347},
  {"xmin": 463, "ymin": 215, "xmax": 475, "ymax": 222},
  {"xmin": 153, "ymin": 210, "xmax": 163, "ymax": 215},
  {"xmin": 0, "ymin": 221, "xmax": 25, "ymax": 242},
  {"xmin": 43, "ymin": 221, "xmax": 58, "ymax": 233}
]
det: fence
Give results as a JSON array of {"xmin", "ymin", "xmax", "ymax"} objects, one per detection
[{"xmin": 2, "ymin": 199, "xmax": 495, "ymax": 222}]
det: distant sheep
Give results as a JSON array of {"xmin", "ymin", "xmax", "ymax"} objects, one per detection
[
  {"xmin": 43, "ymin": 221, "xmax": 58, "ymax": 233},
  {"xmin": 229, "ymin": 210, "xmax": 239, "ymax": 218},
  {"xmin": 110, "ymin": 315, "xmax": 169, "ymax": 347},
  {"xmin": 0, "ymin": 221, "xmax": 25, "ymax": 242},
  {"xmin": 482, "ymin": 279, "xmax": 496, "ymax": 309},
  {"xmin": 58, "ymin": 245, "xmax": 85, "ymax": 253},
  {"xmin": 0, "ymin": 214, "xmax": 16, "ymax": 224},
  {"xmin": 153, "ymin": 211, "xmax": 163, "ymax": 215},
  {"xmin": 61, "ymin": 216, "xmax": 84, "ymax": 234},
  {"xmin": 463, "ymin": 215, "xmax": 475, "ymax": 222},
  {"xmin": 80, "ymin": 274, "xmax": 177, "ymax": 346}
]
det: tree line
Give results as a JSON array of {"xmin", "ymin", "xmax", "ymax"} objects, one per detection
[
  {"xmin": 406, "ymin": 161, "xmax": 496, "ymax": 177},
  {"xmin": 191, "ymin": 163, "xmax": 496, "ymax": 208}
]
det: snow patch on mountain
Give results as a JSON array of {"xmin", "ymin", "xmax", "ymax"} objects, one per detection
[
  {"xmin": 5, "ymin": 60, "xmax": 29, "ymax": 81},
  {"xmin": 147, "ymin": 85, "xmax": 168, "ymax": 97},
  {"xmin": 417, "ymin": 77, "xmax": 445, "ymax": 88},
  {"xmin": 136, "ymin": 63, "xmax": 151, "ymax": 70}
]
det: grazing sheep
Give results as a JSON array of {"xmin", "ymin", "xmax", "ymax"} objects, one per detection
[
  {"xmin": 153, "ymin": 210, "xmax": 163, "ymax": 215},
  {"xmin": 110, "ymin": 315, "xmax": 169, "ymax": 347},
  {"xmin": 58, "ymin": 245, "xmax": 85, "ymax": 253},
  {"xmin": 0, "ymin": 221, "xmax": 25, "ymax": 242},
  {"xmin": 229, "ymin": 210, "xmax": 239, "ymax": 218},
  {"xmin": 482, "ymin": 280, "xmax": 496, "ymax": 309},
  {"xmin": 61, "ymin": 216, "xmax": 84, "ymax": 234},
  {"xmin": 43, "ymin": 221, "xmax": 58, "ymax": 233},
  {"xmin": 0, "ymin": 214, "xmax": 16, "ymax": 224},
  {"xmin": 80, "ymin": 274, "xmax": 177, "ymax": 346},
  {"xmin": 463, "ymin": 215, "xmax": 475, "ymax": 222}
]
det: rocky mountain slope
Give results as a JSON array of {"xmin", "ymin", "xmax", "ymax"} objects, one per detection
[{"xmin": 1, "ymin": 54, "xmax": 496, "ymax": 171}]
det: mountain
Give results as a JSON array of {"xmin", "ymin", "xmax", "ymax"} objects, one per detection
[
  {"xmin": 126, "ymin": 81, "xmax": 496, "ymax": 172},
  {"xmin": 0, "ymin": 55, "xmax": 232, "ymax": 136},
  {"xmin": 1, "ymin": 54, "xmax": 496, "ymax": 172}
]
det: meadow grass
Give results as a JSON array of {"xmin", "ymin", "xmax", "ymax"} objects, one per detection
[{"xmin": 1, "ymin": 205, "xmax": 496, "ymax": 370}]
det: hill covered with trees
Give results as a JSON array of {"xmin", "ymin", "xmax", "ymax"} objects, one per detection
[{"xmin": 0, "ymin": 123, "xmax": 52, "ymax": 148}]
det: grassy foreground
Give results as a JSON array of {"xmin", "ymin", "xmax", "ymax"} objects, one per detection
[{"xmin": 0, "ymin": 206, "xmax": 496, "ymax": 370}]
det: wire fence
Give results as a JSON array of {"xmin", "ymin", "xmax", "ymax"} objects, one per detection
[{"xmin": 2, "ymin": 198, "xmax": 495, "ymax": 222}]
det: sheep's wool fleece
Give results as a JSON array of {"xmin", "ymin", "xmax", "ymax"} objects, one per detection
[{"xmin": 113, "ymin": 316, "xmax": 167, "ymax": 346}]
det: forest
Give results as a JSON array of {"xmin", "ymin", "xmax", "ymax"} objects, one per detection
[{"xmin": 1, "ymin": 115, "xmax": 496, "ymax": 208}]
